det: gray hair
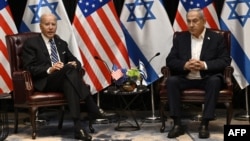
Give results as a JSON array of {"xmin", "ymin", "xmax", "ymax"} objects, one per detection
[{"xmin": 186, "ymin": 8, "xmax": 205, "ymax": 19}]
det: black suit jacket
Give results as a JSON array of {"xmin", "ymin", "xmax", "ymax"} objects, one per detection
[
  {"xmin": 166, "ymin": 29, "xmax": 231, "ymax": 78},
  {"xmin": 22, "ymin": 34, "xmax": 82, "ymax": 91}
]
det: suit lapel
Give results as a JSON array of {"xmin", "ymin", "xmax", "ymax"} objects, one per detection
[
  {"xmin": 184, "ymin": 33, "xmax": 192, "ymax": 59},
  {"xmin": 38, "ymin": 35, "xmax": 51, "ymax": 60},
  {"xmin": 200, "ymin": 30, "xmax": 211, "ymax": 59}
]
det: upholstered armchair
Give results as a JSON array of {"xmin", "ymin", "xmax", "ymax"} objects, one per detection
[
  {"xmin": 6, "ymin": 32, "xmax": 94, "ymax": 139},
  {"xmin": 158, "ymin": 29, "xmax": 234, "ymax": 133}
]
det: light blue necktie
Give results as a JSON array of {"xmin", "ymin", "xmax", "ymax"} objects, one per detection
[{"xmin": 49, "ymin": 39, "xmax": 59, "ymax": 64}]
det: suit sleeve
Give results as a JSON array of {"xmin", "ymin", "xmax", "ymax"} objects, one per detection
[
  {"xmin": 166, "ymin": 33, "xmax": 190, "ymax": 75},
  {"xmin": 22, "ymin": 38, "xmax": 51, "ymax": 79},
  {"xmin": 204, "ymin": 33, "xmax": 231, "ymax": 72}
]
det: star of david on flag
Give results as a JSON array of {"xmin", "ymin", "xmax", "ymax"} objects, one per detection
[
  {"xmin": 174, "ymin": 0, "xmax": 220, "ymax": 31},
  {"xmin": 125, "ymin": 0, "xmax": 155, "ymax": 29},
  {"xmin": 120, "ymin": 0, "xmax": 174, "ymax": 85},
  {"xmin": 20, "ymin": 0, "xmax": 82, "ymax": 64},
  {"xmin": 220, "ymin": 0, "xmax": 250, "ymax": 89}
]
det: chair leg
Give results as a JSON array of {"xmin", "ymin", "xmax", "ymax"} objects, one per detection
[
  {"xmin": 58, "ymin": 106, "xmax": 65, "ymax": 129},
  {"xmin": 30, "ymin": 107, "xmax": 38, "ymax": 139},
  {"xmin": 89, "ymin": 119, "xmax": 95, "ymax": 133},
  {"xmin": 14, "ymin": 108, "xmax": 18, "ymax": 133},
  {"xmin": 160, "ymin": 101, "xmax": 166, "ymax": 133},
  {"xmin": 225, "ymin": 102, "xmax": 233, "ymax": 125}
]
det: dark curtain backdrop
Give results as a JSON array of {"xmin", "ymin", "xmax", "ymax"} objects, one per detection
[{"xmin": 8, "ymin": 0, "xmax": 225, "ymax": 31}]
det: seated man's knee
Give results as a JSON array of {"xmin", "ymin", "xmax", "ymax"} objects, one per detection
[
  {"xmin": 206, "ymin": 75, "xmax": 222, "ymax": 89},
  {"xmin": 61, "ymin": 65, "xmax": 80, "ymax": 78},
  {"xmin": 64, "ymin": 64, "xmax": 78, "ymax": 72},
  {"xmin": 167, "ymin": 76, "xmax": 179, "ymax": 83},
  {"xmin": 166, "ymin": 76, "xmax": 180, "ymax": 86},
  {"xmin": 207, "ymin": 75, "xmax": 221, "ymax": 84}
]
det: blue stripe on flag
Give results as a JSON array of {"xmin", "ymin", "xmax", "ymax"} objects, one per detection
[
  {"xmin": 220, "ymin": 20, "xmax": 250, "ymax": 84},
  {"xmin": 19, "ymin": 21, "xmax": 31, "ymax": 32},
  {"xmin": 121, "ymin": 23, "xmax": 158, "ymax": 84},
  {"xmin": 0, "ymin": 0, "xmax": 7, "ymax": 10}
]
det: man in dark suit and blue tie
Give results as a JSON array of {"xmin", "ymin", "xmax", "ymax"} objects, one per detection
[
  {"xmin": 22, "ymin": 13, "xmax": 110, "ymax": 141},
  {"xmin": 166, "ymin": 8, "xmax": 231, "ymax": 139}
]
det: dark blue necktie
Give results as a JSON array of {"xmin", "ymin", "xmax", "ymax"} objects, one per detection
[{"xmin": 49, "ymin": 39, "xmax": 59, "ymax": 64}]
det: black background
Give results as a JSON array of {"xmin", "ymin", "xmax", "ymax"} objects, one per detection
[{"xmin": 7, "ymin": 0, "xmax": 225, "ymax": 31}]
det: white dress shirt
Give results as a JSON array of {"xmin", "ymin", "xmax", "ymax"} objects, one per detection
[{"xmin": 186, "ymin": 29, "xmax": 207, "ymax": 79}]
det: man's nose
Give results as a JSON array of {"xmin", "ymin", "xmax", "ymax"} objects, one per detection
[{"xmin": 189, "ymin": 22, "xmax": 194, "ymax": 26}]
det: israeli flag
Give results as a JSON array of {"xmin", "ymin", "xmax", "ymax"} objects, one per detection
[
  {"xmin": 220, "ymin": 0, "xmax": 250, "ymax": 89},
  {"xmin": 19, "ymin": 0, "xmax": 82, "ymax": 64},
  {"xmin": 120, "ymin": 0, "xmax": 174, "ymax": 85},
  {"xmin": 139, "ymin": 60, "xmax": 147, "ymax": 80}
]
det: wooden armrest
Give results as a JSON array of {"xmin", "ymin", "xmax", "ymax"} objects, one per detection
[
  {"xmin": 223, "ymin": 66, "xmax": 234, "ymax": 90},
  {"xmin": 159, "ymin": 66, "xmax": 170, "ymax": 90},
  {"xmin": 161, "ymin": 66, "xmax": 171, "ymax": 77},
  {"xmin": 12, "ymin": 71, "xmax": 34, "ymax": 104}
]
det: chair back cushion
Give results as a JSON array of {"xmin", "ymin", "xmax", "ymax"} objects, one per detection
[{"xmin": 6, "ymin": 32, "xmax": 40, "ymax": 75}]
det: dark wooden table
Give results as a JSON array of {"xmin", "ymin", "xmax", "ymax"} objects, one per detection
[{"xmin": 104, "ymin": 85, "xmax": 149, "ymax": 131}]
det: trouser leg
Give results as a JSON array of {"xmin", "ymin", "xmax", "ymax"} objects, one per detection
[
  {"xmin": 44, "ymin": 66, "xmax": 84, "ymax": 119},
  {"xmin": 166, "ymin": 76, "xmax": 181, "ymax": 118},
  {"xmin": 203, "ymin": 75, "xmax": 221, "ymax": 119},
  {"xmin": 85, "ymin": 95, "xmax": 100, "ymax": 115}
]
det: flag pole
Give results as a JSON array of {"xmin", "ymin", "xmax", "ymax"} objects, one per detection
[{"xmin": 234, "ymin": 87, "xmax": 250, "ymax": 120}]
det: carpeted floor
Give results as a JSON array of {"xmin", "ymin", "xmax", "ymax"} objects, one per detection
[{"xmin": 2, "ymin": 106, "xmax": 250, "ymax": 141}]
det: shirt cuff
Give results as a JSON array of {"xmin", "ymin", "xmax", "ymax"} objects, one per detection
[
  {"xmin": 203, "ymin": 62, "xmax": 208, "ymax": 70},
  {"xmin": 47, "ymin": 67, "xmax": 51, "ymax": 74}
]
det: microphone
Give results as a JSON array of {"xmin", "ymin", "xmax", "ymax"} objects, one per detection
[
  {"xmin": 94, "ymin": 56, "xmax": 111, "ymax": 73},
  {"xmin": 94, "ymin": 56, "xmax": 118, "ymax": 92},
  {"xmin": 140, "ymin": 52, "xmax": 161, "ymax": 74},
  {"xmin": 148, "ymin": 52, "xmax": 160, "ymax": 64},
  {"xmin": 138, "ymin": 52, "xmax": 160, "ymax": 88}
]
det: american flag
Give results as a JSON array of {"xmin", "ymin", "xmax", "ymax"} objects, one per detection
[
  {"xmin": 111, "ymin": 69, "xmax": 124, "ymax": 81},
  {"xmin": 72, "ymin": 0, "xmax": 130, "ymax": 93},
  {"xmin": 0, "ymin": 0, "xmax": 17, "ymax": 94},
  {"xmin": 173, "ymin": 0, "xmax": 220, "ymax": 31}
]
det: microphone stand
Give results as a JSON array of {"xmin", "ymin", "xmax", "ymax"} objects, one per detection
[
  {"xmin": 144, "ymin": 83, "xmax": 161, "ymax": 121},
  {"xmin": 143, "ymin": 53, "xmax": 161, "ymax": 122},
  {"xmin": 94, "ymin": 56, "xmax": 117, "ymax": 124}
]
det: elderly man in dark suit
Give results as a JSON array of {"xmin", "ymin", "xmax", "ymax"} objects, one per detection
[
  {"xmin": 166, "ymin": 8, "xmax": 231, "ymax": 139},
  {"xmin": 22, "ymin": 13, "xmax": 110, "ymax": 141}
]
